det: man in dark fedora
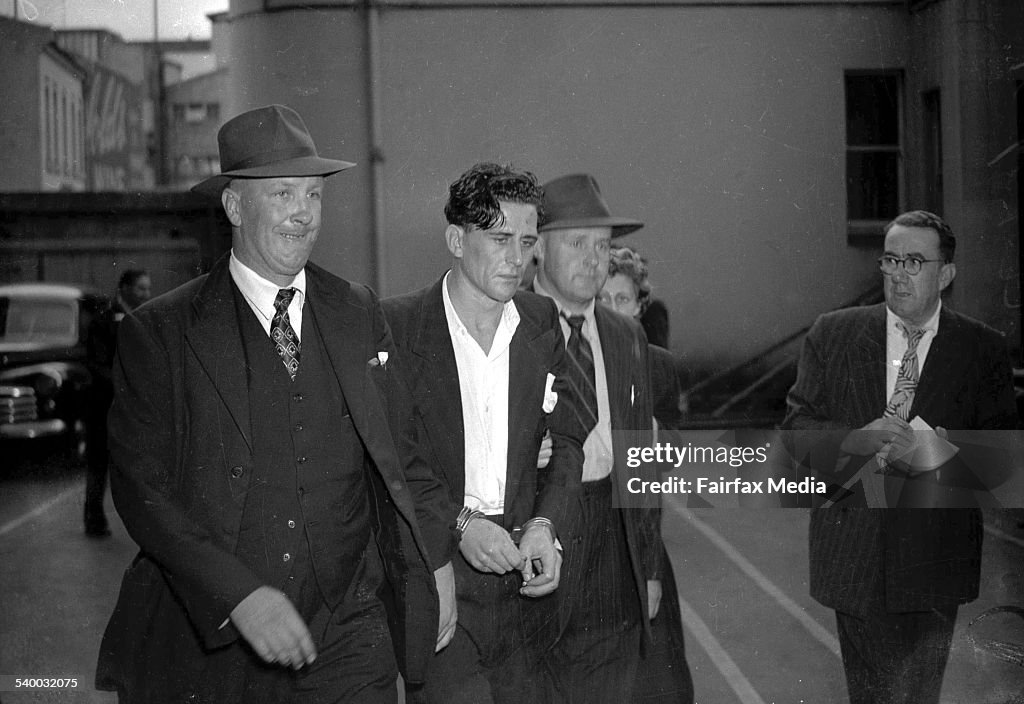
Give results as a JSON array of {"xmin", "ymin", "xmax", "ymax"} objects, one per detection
[
  {"xmin": 96, "ymin": 104, "xmax": 449, "ymax": 703},
  {"xmin": 531, "ymin": 173, "xmax": 676, "ymax": 702}
]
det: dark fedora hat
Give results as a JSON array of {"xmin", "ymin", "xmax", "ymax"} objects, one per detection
[
  {"xmin": 191, "ymin": 104, "xmax": 355, "ymax": 197},
  {"xmin": 539, "ymin": 173, "xmax": 643, "ymax": 238}
]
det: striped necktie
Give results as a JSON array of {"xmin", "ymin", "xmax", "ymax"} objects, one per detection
[
  {"xmin": 563, "ymin": 313, "xmax": 599, "ymax": 434},
  {"xmin": 884, "ymin": 321, "xmax": 926, "ymax": 421},
  {"xmin": 271, "ymin": 288, "xmax": 300, "ymax": 380},
  {"xmin": 826, "ymin": 321, "xmax": 927, "ymax": 507}
]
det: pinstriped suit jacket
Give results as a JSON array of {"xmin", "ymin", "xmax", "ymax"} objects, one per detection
[
  {"xmin": 781, "ymin": 303, "xmax": 1017, "ymax": 616},
  {"xmin": 591, "ymin": 305, "xmax": 662, "ymax": 630}
]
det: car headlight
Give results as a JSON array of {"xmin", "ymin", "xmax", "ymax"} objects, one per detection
[{"xmin": 33, "ymin": 371, "xmax": 62, "ymax": 398}]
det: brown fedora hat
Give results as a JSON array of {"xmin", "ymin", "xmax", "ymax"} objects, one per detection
[
  {"xmin": 539, "ymin": 173, "xmax": 643, "ymax": 238},
  {"xmin": 191, "ymin": 104, "xmax": 355, "ymax": 197}
]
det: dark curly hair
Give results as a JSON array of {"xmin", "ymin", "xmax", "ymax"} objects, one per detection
[
  {"xmin": 444, "ymin": 163, "xmax": 544, "ymax": 231},
  {"xmin": 885, "ymin": 210, "xmax": 956, "ymax": 262},
  {"xmin": 608, "ymin": 245, "xmax": 652, "ymax": 314}
]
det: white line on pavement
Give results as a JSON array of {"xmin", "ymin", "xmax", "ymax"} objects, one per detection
[
  {"xmin": 984, "ymin": 523, "xmax": 1024, "ymax": 549},
  {"xmin": 670, "ymin": 504, "xmax": 842, "ymax": 658},
  {"xmin": 0, "ymin": 485, "xmax": 81, "ymax": 537},
  {"xmin": 676, "ymin": 593, "xmax": 768, "ymax": 704}
]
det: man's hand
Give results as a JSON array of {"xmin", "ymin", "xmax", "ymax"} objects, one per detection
[
  {"xmin": 459, "ymin": 519, "xmax": 524, "ymax": 574},
  {"xmin": 433, "ymin": 562, "xmax": 457, "ymax": 652},
  {"xmin": 840, "ymin": 417, "xmax": 913, "ymax": 456},
  {"xmin": 517, "ymin": 524, "xmax": 560, "ymax": 598},
  {"xmin": 647, "ymin": 579, "xmax": 663, "ymax": 621},
  {"xmin": 537, "ymin": 430, "xmax": 553, "ymax": 469},
  {"xmin": 230, "ymin": 586, "xmax": 316, "ymax": 669}
]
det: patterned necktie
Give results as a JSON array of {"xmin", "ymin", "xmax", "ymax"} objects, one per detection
[
  {"xmin": 271, "ymin": 288, "xmax": 300, "ymax": 380},
  {"xmin": 884, "ymin": 321, "xmax": 926, "ymax": 421},
  {"xmin": 563, "ymin": 313, "xmax": 599, "ymax": 434},
  {"xmin": 828, "ymin": 321, "xmax": 926, "ymax": 506}
]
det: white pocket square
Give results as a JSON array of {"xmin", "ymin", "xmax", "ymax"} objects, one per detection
[
  {"xmin": 368, "ymin": 350, "xmax": 389, "ymax": 368},
  {"xmin": 542, "ymin": 373, "xmax": 558, "ymax": 413}
]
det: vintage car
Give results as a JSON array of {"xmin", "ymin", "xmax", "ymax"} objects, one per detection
[{"xmin": 0, "ymin": 283, "xmax": 108, "ymax": 461}]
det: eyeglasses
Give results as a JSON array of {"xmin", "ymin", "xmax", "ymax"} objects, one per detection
[
  {"xmin": 599, "ymin": 292, "xmax": 637, "ymax": 307},
  {"xmin": 877, "ymin": 255, "xmax": 945, "ymax": 276}
]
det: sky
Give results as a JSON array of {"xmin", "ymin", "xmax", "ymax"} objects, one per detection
[{"xmin": 4, "ymin": 0, "xmax": 228, "ymax": 40}]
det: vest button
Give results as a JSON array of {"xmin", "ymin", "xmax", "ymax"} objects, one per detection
[
  {"xmin": 287, "ymin": 520, "xmax": 296, "ymax": 529},
  {"xmin": 293, "ymin": 393, "xmax": 303, "ymax": 402},
  {"xmin": 282, "ymin": 553, "xmax": 291, "ymax": 562},
  {"xmin": 230, "ymin": 466, "xmax": 244, "ymax": 478},
  {"xmin": 297, "ymin": 456, "xmax": 307, "ymax": 464},
  {"xmin": 294, "ymin": 423, "xmax": 304, "ymax": 432}
]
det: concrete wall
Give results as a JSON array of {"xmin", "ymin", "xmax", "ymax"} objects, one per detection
[
  {"xmin": 225, "ymin": 6, "xmax": 376, "ymax": 292},
  {"xmin": 223, "ymin": 0, "xmax": 1021, "ymax": 369},
  {"xmin": 224, "ymin": 2, "xmax": 911, "ymax": 370},
  {"xmin": 904, "ymin": 0, "xmax": 1023, "ymax": 352},
  {"xmin": 0, "ymin": 18, "xmax": 49, "ymax": 191}
]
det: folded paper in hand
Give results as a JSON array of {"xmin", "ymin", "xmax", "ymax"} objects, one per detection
[{"xmin": 903, "ymin": 416, "xmax": 960, "ymax": 472}]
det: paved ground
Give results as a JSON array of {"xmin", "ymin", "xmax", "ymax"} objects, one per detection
[
  {"xmin": 2, "ymin": 450, "xmax": 1023, "ymax": 703},
  {"xmin": 666, "ymin": 503, "xmax": 1024, "ymax": 704}
]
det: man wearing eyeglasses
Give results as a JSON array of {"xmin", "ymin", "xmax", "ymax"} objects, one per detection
[{"xmin": 782, "ymin": 210, "xmax": 1017, "ymax": 704}]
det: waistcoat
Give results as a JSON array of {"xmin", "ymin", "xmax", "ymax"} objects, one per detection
[{"xmin": 233, "ymin": 286, "xmax": 370, "ymax": 619}]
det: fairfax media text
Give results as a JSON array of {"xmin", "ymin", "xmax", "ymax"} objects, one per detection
[{"xmin": 627, "ymin": 476, "xmax": 827, "ymax": 496}]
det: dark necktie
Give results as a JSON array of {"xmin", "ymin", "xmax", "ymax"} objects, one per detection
[
  {"xmin": 563, "ymin": 313, "xmax": 599, "ymax": 434},
  {"xmin": 884, "ymin": 321, "xmax": 926, "ymax": 421},
  {"xmin": 271, "ymin": 288, "xmax": 300, "ymax": 380}
]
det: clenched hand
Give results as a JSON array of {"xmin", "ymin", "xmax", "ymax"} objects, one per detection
[{"xmin": 230, "ymin": 586, "xmax": 316, "ymax": 669}]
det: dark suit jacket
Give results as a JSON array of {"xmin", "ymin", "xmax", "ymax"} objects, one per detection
[
  {"xmin": 382, "ymin": 278, "xmax": 587, "ymax": 664},
  {"xmin": 96, "ymin": 256, "xmax": 439, "ymax": 699},
  {"xmin": 383, "ymin": 278, "xmax": 586, "ymax": 564},
  {"xmin": 649, "ymin": 343, "xmax": 684, "ymax": 431},
  {"xmin": 587, "ymin": 305, "xmax": 663, "ymax": 627},
  {"xmin": 85, "ymin": 296, "xmax": 130, "ymax": 405},
  {"xmin": 782, "ymin": 303, "xmax": 1017, "ymax": 615}
]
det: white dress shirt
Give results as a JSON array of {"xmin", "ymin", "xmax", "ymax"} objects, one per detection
[
  {"xmin": 443, "ymin": 272, "xmax": 521, "ymax": 515},
  {"xmin": 228, "ymin": 250, "xmax": 307, "ymax": 340},
  {"xmin": 885, "ymin": 303, "xmax": 941, "ymax": 404},
  {"xmin": 533, "ymin": 280, "xmax": 614, "ymax": 482}
]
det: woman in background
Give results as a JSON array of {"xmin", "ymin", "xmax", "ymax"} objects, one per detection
[{"xmin": 599, "ymin": 246, "xmax": 684, "ymax": 430}]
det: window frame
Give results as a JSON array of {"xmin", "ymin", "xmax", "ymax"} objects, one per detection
[{"xmin": 844, "ymin": 69, "xmax": 905, "ymax": 240}]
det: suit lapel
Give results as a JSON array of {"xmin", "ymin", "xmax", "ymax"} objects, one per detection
[
  {"xmin": 505, "ymin": 308, "xmax": 551, "ymax": 500},
  {"xmin": 847, "ymin": 306, "xmax": 887, "ymax": 425},
  {"xmin": 407, "ymin": 281, "xmax": 465, "ymax": 490},
  {"xmin": 305, "ymin": 267, "xmax": 384, "ymax": 455},
  {"xmin": 186, "ymin": 258, "xmax": 252, "ymax": 453},
  {"xmin": 595, "ymin": 306, "xmax": 628, "ymax": 431},
  {"xmin": 911, "ymin": 307, "xmax": 964, "ymax": 421}
]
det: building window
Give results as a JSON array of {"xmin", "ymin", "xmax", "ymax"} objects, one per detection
[
  {"xmin": 185, "ymin": 103, "xmax": 207, "ymax": 123},
  {"xmin": 845, "ymin": 71, "xmax": 903, "ymax": 237}
]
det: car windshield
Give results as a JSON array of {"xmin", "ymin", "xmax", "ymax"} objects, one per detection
[{"xmin": 0, "ymin": 296, "xmax": 78, "ymax": 347}]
